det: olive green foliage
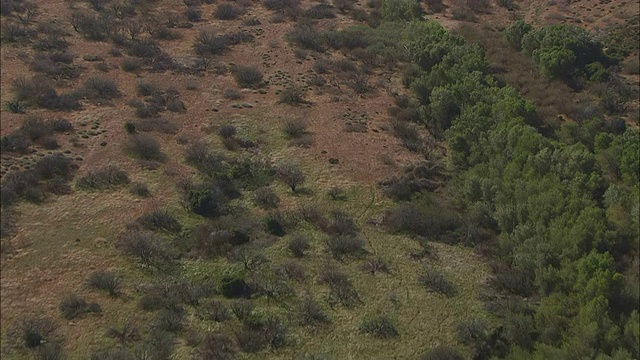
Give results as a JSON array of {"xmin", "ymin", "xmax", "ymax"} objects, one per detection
[
  {"xmin": 380, "ymin": 0, "xmax": 421, "ymax": 22},
  {"xmin": 504, "ymin": 20, "xmax": 531, "ymax": 51},
  {"xmin": 519, "ymin": 23, "xmax": 611, "ymax": 80},
  {"xmin": 395, "ymin": 18, "xmax": 639, "ymax": 359}
]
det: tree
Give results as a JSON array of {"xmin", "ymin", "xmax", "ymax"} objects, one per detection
[
  {"xmin": 277, "ymin": 163, "xmax": 305, "ymax": 192},
  {"xmin": 504, "ymin": 20, "xmax": 532, "ymax": 51}
]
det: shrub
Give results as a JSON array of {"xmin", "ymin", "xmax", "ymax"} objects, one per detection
[
  {"xmin": 135, "ymin": 209, "xmax": 182, "ymax": 233},
  {"xmin": 232, "ymin": 65, "xmax": 263, "ymax": 88},
  {"xmin": 220, "ymin": 276, "xmax": 253, "ymax": 299},
  {"xmin": 33, "ymin": 153, "xmax": 74, "ymax": 181},
  {"xmin": 121, "ymin": 58, "xmax": 142, "ymax": 72},
  {"xmin": 223, "ymin": 88, "xmax": 244, "ymax": 100},
  {"xmin": 7, "ymin": 316, "xmax": 60, "ymax": 350},
  {"xmin": 288, "ymin": 233, "xmax": 311, "ymax": 257},
  {"xmin": 193, "ymin": 30, "xmax": 229, "ymax": 56},
  {"xmin": 326, "ymin": 235, "xmax": 366, "ymax": 260},
  {"xmin": 253, "ymin": 187, "xmax": 280, "ymax": 209},
  {"xmin": 420, "ymin": 346, "xmax": 465, "ymax": 360},
  {"xmin": 215, "ymin": 2, "xmax": 244, "ymax": 20},
  {"xmin": 230, "ymin": 299, "xmax": 254, "ymax": 320},
  {"xmin": 201, "ymin": 299, "xmax": 231, "ymax": 322},
  {"xmin": 326, "ymin": 210, "xmax": 359, "ymax": 236},
  {"xmin": 380, "ymin": 0, "xmax": 421, "ymax": 21},
  {"xmin": 20, "ymin": 115, "xmax": 52, "ymax": 142},
  {"xmin": 305, "ymin": 4, "xmax": 335, "ymax": 19},
  {"xmin": 334, "ymin": 0, "xmax": 355, "ymax": 13},
  {"xmin": 360, "ymin": 256, "xmax": 390, "ymax": 274},
  {"xmin": 298, "ymin": 296, "xmax": 330, "ymax": 326},
  {"xmin": 456, "ymin": 318, "xmax": 488, "ymax": 345},
  {"xmin": 276, "ymin": 163, "xmax": 305, "ymax": 192},
  {"xmin": 4, "ymin": 100, "xmax": 25, "ymax": 113},
  {"xmin": 59, "ymin": 295, "xmax": 101, "ymax": 320},
  {"xmin": 116, "ymin": 230, "xmax": 177, "ymax": 271},
  {"xmin": 286, "ymin": 24, "xmax": 325, "ymax": 52},
  {"xmin": 86, "ymin": 271, "xmax": 122, "ymax": 297},
  {"xmin": 278, "ymin": 86, "xmax": 307, "ymax": 105},
  {"xmin": 327, "ymin": 186, "xmax": 346, "ymax": 200},
  {"xmin": 134, "ymin": 117, "xmax": 180, "ymax": 134},
  {"xmin": 105, "ymin": 322, "xmax": 140, "ymax": 347},
  {"xmin": 186, "ymin": 7, "xmax": 202, "ymax": 22},
  {"xmin": 218, "ymin": 124, "xmax": 237, "ymax": 138},
  {"xmin": 419, "ymin": 266, "xmax": 456, "ymax": 297},
  {"xmin": 152, "ymin": 307, "xmax": 186, "ymax": 333},
  {"xmin": 0, "ymin": 133, "xmax": 30, "ymax": 154},
  {"xmin": 49, "ymin": 118, "xmax": 73, "ymax": 133},
  {"xmin": 130, "ymin": 182, "xmax": 151, "ymax": 197},
  {"xmin": 317, "ymin": 267, "xmax": 360, "ymax": 308},
  {"xmin": 359, "ymin": 316, "xmax": 399, "ymax": 338},
  {"xmin": 197, "ymin": 332, "xmax": 237, "ymax": 360},
  {"xmin": 504, "ymin": 20, "xmax": 532, "ymax": 51},
  {"xmin": 82, "ymin": 76, "xmax": 120, "ymax": 100},
  {"xmin": 275, "ymin": 261, "xmax": 307, "ymax": 281},
  {"xmin": 125, "ymin": 133, "xmax": 164, "ymax": 161},
  {"xmin": 76, "ymin": 165, "xmax": 129, "ymax": 190},
  {"xmin": 282, "ymin": 118, "xmax": 308, "ymax": 138}
]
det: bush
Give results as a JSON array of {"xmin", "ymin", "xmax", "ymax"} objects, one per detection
[
  {"xmin": 418, "ymin": 266, "xmax": 456, "ymax": 297},
  {"xmin": 134, "ymin": 117, "xmax": 180, "ymax": 134},
  {"xmin": 230, "ymin": 299, "xmax": 254, "ymax": 320},
  {"xmin": 125, "ymin": 134, "xmax": 164, "ymax": 161},
  {"xmin": 201, "ymin": 299, "xmax": 231, "ymax": 322},
  {"xmin": 304, "ymin": 4, "xmax": 335, "ymax": 19},
  {"xmin": 326, "ymin": 235, "xmax": 366, "ymax": 260},
  {"xmin": 232, "ymin": 65, "xmax": 263, "ymax": 88},
  {"xmin": 276, "ymin": 163, "xmax": 305, "ymax": 192},
  {"xmin": 218, "ymin": 124, "xmax": 237, "ymax": 138},
  {"xmin": 288, "ymin": 233, "xmax": 311, "ymax": 257},
  {"xmin": 359, "ymin": 316, "xmax": 399, "ymax": 338},
  {"xmin": 105, "ymin": 322, "xmax": 140, "ymax": 347},
  {"xmin": 186, "ymin": 7, "xmax": 202, "ymax": 22},
  {"xmin": 7, "ymin": 316, "xmax": 60, "ymax": 350},
  {"xmin": 327, "ymin": 186, "xmax": 346, "ymax": 200},
  {"xmin": 278, "ymin": 86, "xmax": 307, "ymax": 105},
  {"xmin": 360, "ymin": 256, "xmax": 390, "ymax": 274},
  {"xmin": 286, "ymin": 24, "xmax": 325, "ymax": 52},
  {"xmin": 317, "ymin": 267, "xmax": 360, "ymax": 308},
  {"xmin": 33, "ymin": 153, "xmax": 74, "ymax": 181},
  {"xmin": 298, "ymin": 296, "xmax": 330, "ymax": 326},
  {"xmin": 121, "ymin": 58, "xmax": 142, "ymax": 72},
  {"xmin": 420, "ymin": 346, "xmax": 465, "ymax": 360},
  {"xmin": 49, "ymin": 118, "xmax": 73, "ymax": 133},
  {"xmin": 76, "ymin": 165, "xmax": 129, "ymax": 190},
  {"xmin": 215, "ymin": 2, "xmax": 244, "ymax": 20},
  {"xmin": 59, "ymin": 294, "xmax": 101, "ymax": 320},
  {"xmin": 380, "ymin": 0, "xmax": 421, "ymax": 21},
  {"xmin": 129, "ymin": 182, "xmax": 151, "ymax": 197},
  {"xmin": 82, "ymin": 76, "xmax": 120, "ymax": 100},
  {"xmin": 275, "ymin": 261, "xmax": 307, "ymax": 281},
  {"xmin": 504, "ymin": 20, "xmax": 532, "ymax": 51},
  {"xmin": 193, "ymin": 30, "xmax": 229, "ymax": 56},
  {"xmin": 86, "ymin": 271, "xmax": 122, "ymax": 297},
  {"xmin": 282, "ymin": 118, "xmax": 308, "ymax": 138},
  {"xmin": 116, "ymin": 230, "xmax": 177, "ymax": 271},
  {"xmin": 135, "ymin": 209, "xmax": 182, "ymax": 233},
  {"xmin": 253, "ymin": 187, "xmax": 280, "ymax": 209},
  {"xmin": 326, "ymin": 210, "xmax": 359, "ymax": 236},
  {"xmin": 197, "ymin": 332, "xmax": 237, "ymax": 360},
  {"xmin": 152, "ymin": 307, "xmax": 185, "ymax": 333}
]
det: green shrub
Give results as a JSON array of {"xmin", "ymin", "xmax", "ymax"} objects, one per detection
[
  {"xmin": 7, "ymin": 316, "xmax": 60, "ymax": 350},
  {"xmin": 504, "ymin": 20, "xmax": 532, "ymax": 51},
  {"xmin": 197, "ymin": 332, "xmax": 237, "ymax": 360},
  {"xmin": 232, "ymin": 65, "xmax": 263, "ymax": 88},
  {"xmin": 276, "ymin": 163, "xmax": 305, "ymax": 192},
  {"xmin": 286, "ymin": 24, "xmax": 326, "ymax": 52},
  {"xmin": 125, "ymin": 133, "xmax": 165, "ymax": 161},
  {"xmin": 76, "ymin": 165, "xmax": 129, "ymax": 190},
  {"xmin": 202, "ymin": 299, "xmax": 231, "ymax": 322},
  {"xmin": 283, "ymin": 118, "xmax": 308, "ymax": 138},
  {"xmin": 304, "ymin": 4, "xmax": 335, "ymax": 19},
  {"xmin": 135, "ymin": 209, "xmax": 182, "ymax": 233},
  {"xmin": 418, "ymin": 266, "xmax": 456, "ymax": 297},
  {"xmin": 215, "ymin": 2, "xmax": 244, "ymax": 20},
  {"xmin": 326, "ymin": 235, "xmax": 366, "ymax": 260},
  {"xmin": 253, "ymin": 187, "xmax": 280, "ymax": 209},
  {"xmin": 359, "ymin": 315, "xmax": 399, "ymax": 338},
  {"xmin": 86, "ymin": 271, "xmax": 122, "ymax": 297},
  {"xmin": 288, "ymin": 233, "xmax": 311, "ymax": 257},
  {"xmin": 317, "ymin": 267, "xmax": 361, "ymax": 308},
  {"xmin": 59, "ymin": 295, "xmax": 101, "ymax": 320},
  {"xmin": 380, "ymin": 0, "xmax": 420, "ymax": 22},
  {"xmin": 278, "ymin": 86, "xmax": 307, "ymax": 105},
  {"xmin": 298, "ymin": 296, "xmax": 330, "ymax": 326}
]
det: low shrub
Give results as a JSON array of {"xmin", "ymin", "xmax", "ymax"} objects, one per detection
[
  {"xmin": 59, "ymin": 295, "xmax": 101, "ymax": 320},
  {"xmin": 218, "ymin": 124, "xmax": 237, "ymax": 138},
  {"xmin": 193, "ymin": 30, "xmax": 229, "ymax": 56},
  {"xmin": 418, "ymin": 266, "xmax": 456, "ymax": 297},
  {"xmin": 276, "ymin": 163, "xmax": 305, "ymax": 192},
  {"xmin": 420, "ymin": 346, "xmax": 466, "ymax": 360},
  {"xmin": 359, "ymin": 316, "xmax": 399, "ymax": 338},
  {"xmin": 232, "ymin": 65, "xmax": 263, "ymax": 88},
  {"xmin": 253, "ymin": 187, "xmax": 280, "ymax": 209},
  {"xmin": 121, "ymin": 58, "xmax": 142, "ymax": 72},
  {"xmin": 278, "ymin": 86, "xmax": 307, "ymax": 105},
  {"xmin": 286, "ymin": 24, "xmax": 325, "ymax": 52},
  {"xmin": 7, "ymin": 316, "xmax": 60, "ymax": 350},
  {"xmin": 134, "ymin": 117, "xmax": 180, "ymax": 134},
  {"xmin": 326, "ymin": 235, "xmax": 366, "ymax": 260},
  {"xmin": 86, "ymin": 271, "xmax": 122, "ymax": 297},
  {"xmin": 275, "ymin": 261, "xmax": 307, "ymax": 281},
  {"xmin": 105, "ymin": 322, "xmax": 140, "ymax": 347},
  {"xmin": 135, "ymin": 209, "xmax": 182, "ymax": 233},
  {"xmin": 49, "ymin": 118, "xmax": 73, "ymax": 133},
  {"xmin": 305, "ymin": 4, "xmax": 335, "ymax": 19},
  {"xmin": 288, "ymin": 233, "xmax": 311, "ymax": 257},
  {"xmin": 317, "ymin": 267, "xmax": 360, "ymax": 308},
  {"xmin": 125, "ymin": 133, "xmax": 164, "ymax": 161},
  {"xmin": 298, "ymin": 296, "xmax": 330, "ymax": 326},
  {"xmin": 82, "ymin": 76, "xmax": 120, "ymax": 100},
  {"xmin": 116, "ymin": 230, "xmax": 177, "ymax": 271},
  {"xmin": 76, "ymin": 165, "xmax": 129, "ymax": 190},
  {"xmin": 230, "ymin": 299, "xmax": 254, "ymax": 320},
  {"xmin": 201, "ymin": 299, "xmax": 231, "ymax": 322},
  {"xmin": 215, "ymin": 2, "xmax": 244, "ymax": 20},
  {"xmin": 186, "ymin": 7, "xmax": 203, "ymax": 22},
  {"xmin": 196, "ymin": 332, "xmax": 237, "ymax": 360},
  {"xmin": 327, "ymin": 186, "xmax": 346, "ymax": 200},
  {"xmin": 282, "ymin": 118, "xmax": 308, "ymax": 138},
  {"xmin": 360, "ymin": 256, "xmax": 390, "ymax": 274},
  {"xmin": 152, "ymin": 307, "xmax": 186, "ymax": 333},
  {"xmin": 130, "ymin": 182, "xmax": 151, "ymax": 197}
]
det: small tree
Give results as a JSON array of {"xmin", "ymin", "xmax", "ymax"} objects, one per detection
[{"xmin": 277, "ymin": 163, "xmax": 305, "ymax": 192}]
